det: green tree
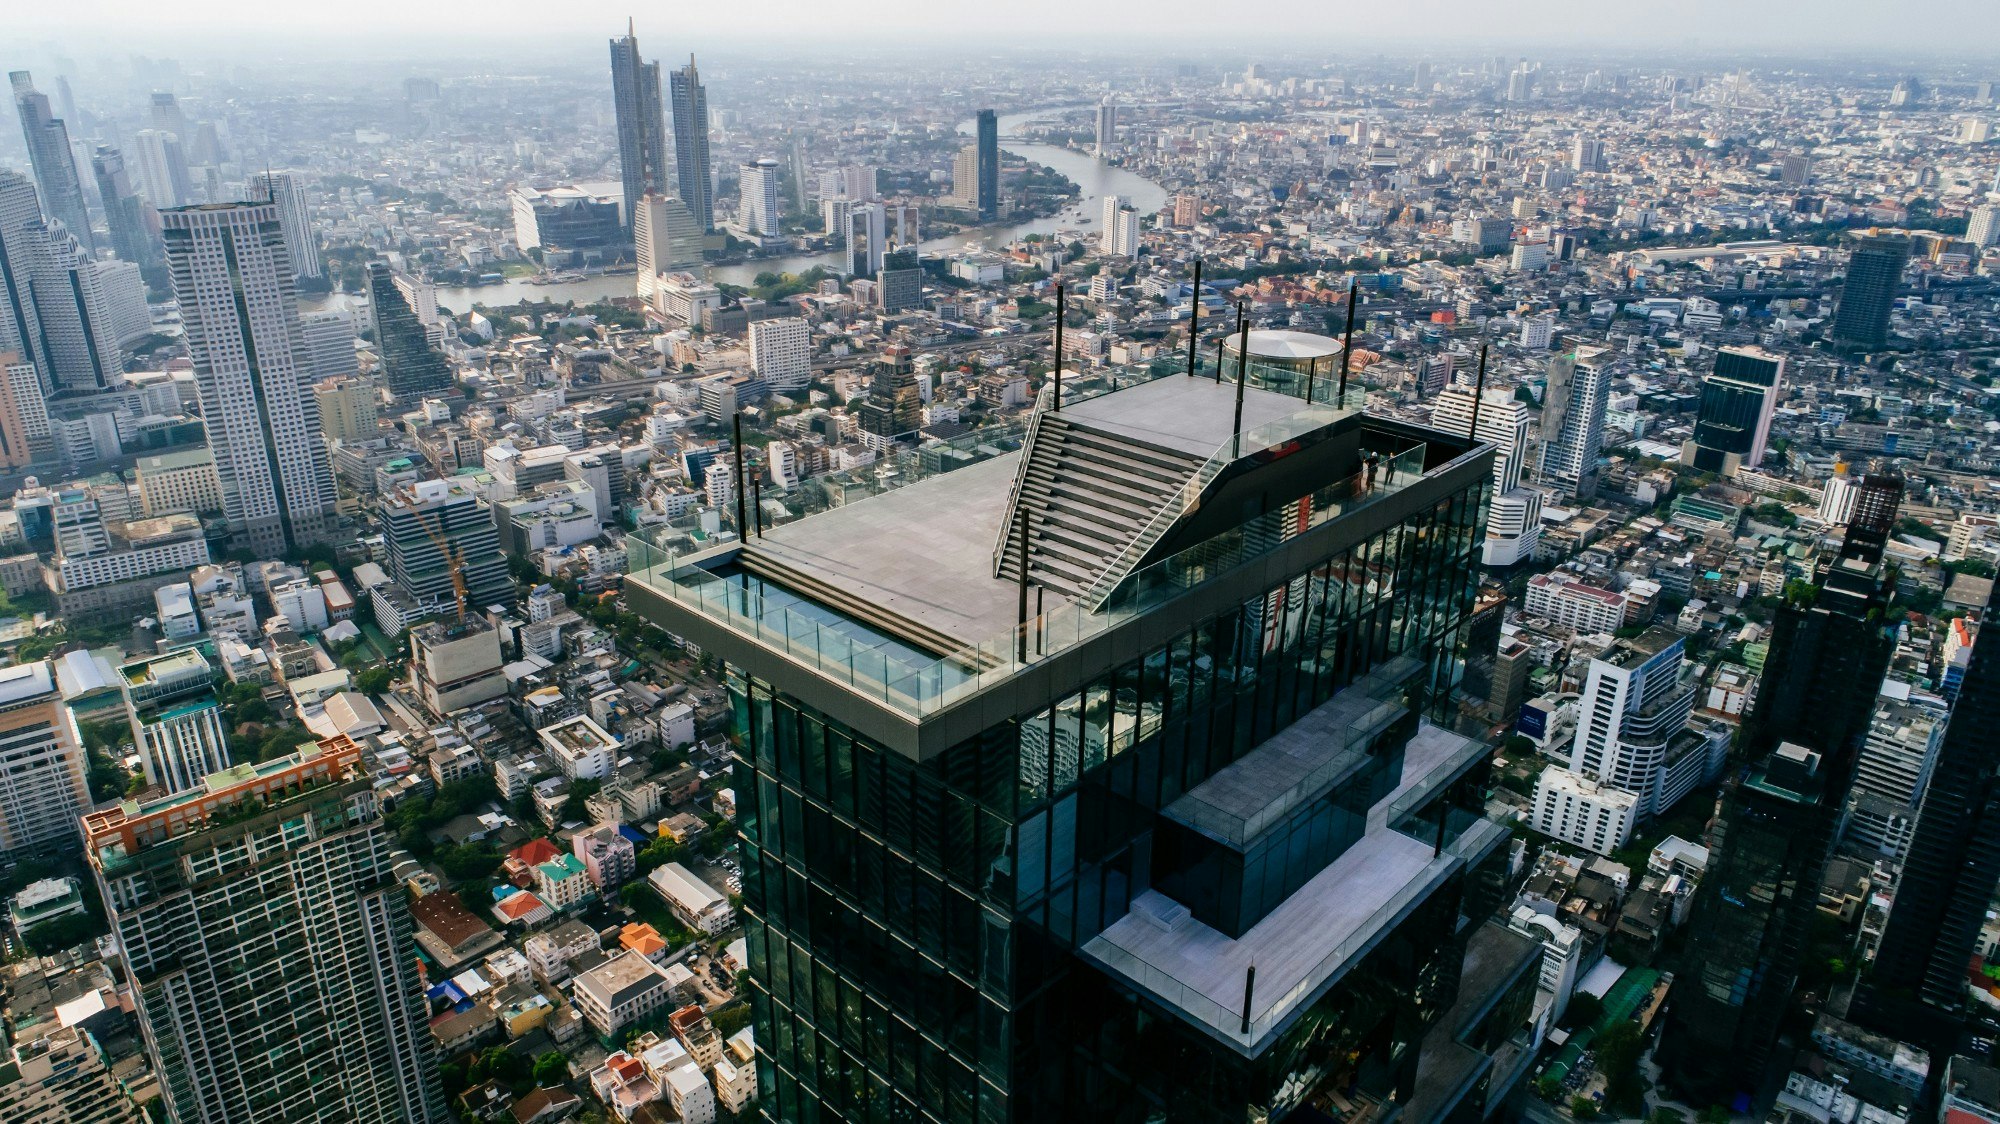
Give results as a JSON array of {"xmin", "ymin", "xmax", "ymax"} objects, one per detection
[
  {"xmin": 1559, "ymin": 991, "xmax": 1603, "ymax": 1031},
  {"xmin": 23, "ymin": 912, "xmax": 101, "ymax": 955},
  {"xmin": 531, "ymin": 1052, "xmax": 568, "ymax": 1086},
  {"xmin": 1570, "ymin": 1094, "xmax": 1600, "ymax": 1119}
]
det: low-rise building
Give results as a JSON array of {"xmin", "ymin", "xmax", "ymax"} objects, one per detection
[
  {"xmin": 649, "ymin": 862, "xmax": 733, "ymax": 935},
  {"xmin": 570, "ymin": 950, "xmax": 674, "ymax": 1038}
]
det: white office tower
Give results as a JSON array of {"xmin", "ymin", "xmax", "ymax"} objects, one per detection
[
  {"xmin": 0, "ymin": 171, "xmax": 121, "ymax": 394},
  {"xmin": 0, "ymin": 661, "xmax": 91, "ymax": 855},
  {"xmin": 1969, "ymin": 203, "xmax": 2000, "ymax": 249},
  {"xmin": 821, "ymin": 196, "xmax": 853, "ymax": 240},
  {"xmin": 1538, "ymin": 349, "xmax": 1610, "ymax": 500},
  {"xmin": 1520, "ymin": 314, "xmax": 1555, "ymax": 350},
  {"xmin": 738, "ymin": 159, "xmax": 781, "ymax": 236},
  {"xmin": 248, "ymin": 171, "xmax": 322, "ymax": 280},
  {"xmin": 131, "ymin": 129, "xmax": 193, "ymax": 209},
  {"xmin": 1568, "ymin": 628, "xmax": 1720, "ymax": 819},
  {"xmin": 840, "ymin": 165, "xmax": 879, "ymax": 202},
  {"xmin": 845, "ymin": 201, "xmax": 886, "ymax": 278},
  {"xmin": 1820, "ymin": 466, "xmax": 1860, "ymax": 524},
  {"xmin": 634, "ymin": 193, "xmax": 703, "ymax": 298},
  {"xmin": 749, "ymin": 317, "xmax": 811, "ymax": 392},
  {"xmin": 1100, "ymin": 194, "xmax": 1129, "ymax": 254},
  {"xmin": 1431, "ymin": 387, "xmax": 1543, "ymax": 565},
  {"xmin": 119, "ymin": 649, "xmax": 231, "ymax": 796},
  {"xmin": 1846, "ymin": 689, "xmax": 1948, "ymax": 861},
  {"xmin": 164, "ymin": 203, "xmax": 338, "ymax": 556},
  {"xmin": 94, "ymin": 259, "xmax": 154, "ymax": 346},
  {"xmin": 1095, "ymin": 99, "xmax": 1118, "ymax": 156},
  {"xmin": 1571, "ymin": 135, "xmax": 1604, "ymax": 172}
]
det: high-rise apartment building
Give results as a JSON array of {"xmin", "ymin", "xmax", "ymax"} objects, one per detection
[
  {"xmin": 1565, "ymin": 628, "xmax": 1716, "ymax": 818},
  {"xmin": 8, "ymin": 72, "xmax": 93, "ymax": 254},
  {"xmin": 365, "ymin": 262, "xmax": 451, "ymax": 401},
  {"xmin": 610, "ymin": 23, "xmax": 671, "ymax": 234},
  {"xmin": 845, "ymin": 201, "xmax": 886, "ymax": 279},
  {"xmin": 1968, "ymin": 203, "xmax": 2000, "ymax": 249},
  {"xmin": 634, "ymin": 193, "xmax": 703, "ymax": 297},
  {"xmin": 669, "ymin": 57, "xmax": 715, "ymax": 232},
  {"xmin": 738, "ymin": 159, "xmax": 782, "ymax": 237},
  {"xmin": 1173, "ymin": 192, "xmax": 1202, "ymax": 228},
  {"xmin": 0, "ymin": 661, "xmax": 90, "ymax": 856},
  {"xmin": 163, "ymin": 202, "xmax": 339, "ymax": 556},
  {"xmin": 1663, "ymin": 479, "xmax": 1902, "ymax": 1103},
  {"xmin": 248, "ymin": 171, "xmax": 322, "ymax": 280},
  {"xmin": 119, "ymin": 649, "xmax": 231, "ymax": 796},
  {"xmin": 1570, "ymin": 134, "xmax": 1604, "ymax": 172},
  {"xmin": 1845, "ymin": 690, "xmax": 1948, "ymax": 860},
  {"xmin": 1682, "ymin": 346, "xmax": 1784, "ymax": 474},
  {"xmin": 382, "ymin": 477, "xmax": 514, "ymax": 614},
  {"xmin": 0, "ymin": 171, "xmax": 121, "ymax": 395},
  {"xmin": 84, "ymin": 736, "xmax": 447, "ymax": 1123},
  {"xmin": 1431, "ymin": 386, "xmax": 1543, "ymax": 565},
  {"xmin": 1538, "ymin": 348, "xmax": 1610, "ymax": 500},
  {"xmin": 1099, "ymin": 194, "xmax": 1139, "ymax": 256},
  {"xmin": 314, "ymin": 376, "xmax": 379, "ymax": 444},
  {"xmin": 975, "ymin": 108, "xmax": 999, "ymax": 220},
  {"xmin": 0, "ymin": 354, "xmax": 50, "ymax": 467},
  {"xmin": 1832, "ymin": 235, "xmax": 1910, "ymax": 348},
  {"xmin": 877, "ymin": 249, "xmax": 922, "ymax": 314},
  {"xmin": 748, "ymin": 317, "xmax": 811, "ymax": 393},
  {"xmin": 92, "ymin": 145, "xmax": 161, "ymax": 270},
  {"xmin": 131, "ymin": 129, "xmax": 193, "ymax": 211},
  {"xmin": 628, "ymin": 370, "xmax": 1504, "ymax": 1122},
  {"xmin": 1094, "ymin": 99, "xmax": 1117, "ymax": 156}
]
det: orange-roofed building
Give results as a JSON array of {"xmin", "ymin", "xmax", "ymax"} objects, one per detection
[
  {"xmin": 511, "ymin": 837, "xmax": 561, "ymax": 866},
  {"xmin": 494, "ymin": 891, "xmax": 552, "ymax": 927},
  {"xmin": 621, "ymin": 922, "xmax": 669, "ymax": 963}
]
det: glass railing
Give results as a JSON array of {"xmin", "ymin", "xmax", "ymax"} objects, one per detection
[{"xmin": 626, "ymin": 437, "xmax": 1428, "ymax": 718}]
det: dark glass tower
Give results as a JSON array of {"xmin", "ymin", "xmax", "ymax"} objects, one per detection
[
  {"xmin": 1685, "ymin": 347, "xmax": 1783, "ymax": 474},
  {"xmin": 1660, "ymin": 478, "xmax": 1902, "ymax": 1107},
  {"xmin": 91, "ymin": 144, "xmax": 161, "ymax": 270},
  {"xmin": 1831, "ymin": 235, "xmax": 1909, "ymax": 348},
  {"xmin": 670, "ymin": 57, "xmax": 716, "ymax": 233},
  {"xmin": 630, "ymin": 367, "xmax": 1507, "ymax": 1123},
  {"xmin": 609, "ymin": 23, "xmax": 670, "ymax": 233},
  {"xmin": 1865, "ymin": 580, "xmax": 2000, "ymax": 1027},
  {"xmin": 975, "ymin": 108, "xmax": 999, "ymax": 221},
  {"xmin": 8, "ymin": 72, "xmax": 94, "ymax": 254},
  {"xmin": 365, "ymin": 262, "xmax": 452, "ymax": 401}
]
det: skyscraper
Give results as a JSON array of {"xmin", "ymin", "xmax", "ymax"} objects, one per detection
[
  {"xmin": 382, "ymin": 477, "xmax": 514, "ymax": 614},
  {"xmin": 738, "ymin": 158, "xmax": 781, "ymax": 236},
  {"xmin": 633, "ymin": 192, "xmax": 703, "ymax": 297},
  {"xmin": 975, "ymin": 107, "xmax": 999, "ymax": 220},
  {"xmin": 844, "ymin": 200, "xmax": 886, "ymax": 279},
  {"xmin": 1094, "ymin": 99, "xmax": 1117, "ymax": 157},
  {"xmin": 628, "ymin": 370, "xmax": 1503, "ymax": 1121},
  {"xmin": 83, "ymin": 735, "xmax": 447, "ymax": 1123},
  {"xmin": 877, "ymin": 248, "xmax": 922, "ymax": 314},
  {"xmin": 1538, "ymin": 348, "xmax": 1610, "ymax": 500},
  {"xmin": 1431, "ymin": 385, "xmax": 1543, "ymax": 566},
  {"xmin": 163, "ymin": 202, "xmax": 338, "ymax": 556},
  {"xmin": 118, "ymin": 649, "xmax": 231, "ymax": 796},
  {"xmin": 1866, "ymin": 578, "xmax": 2000, "ymax": 1029},
  {"xmin": 92, "ymin": 145, "xmax": 161, "ymax": 270},
  {"xmin": 8, "ymin": 72, "xmax": 94, "ymax": 254},
  {"xmin": 0, "ymin": 660, "xmax": 90, "ymax": 856},
  {"xmin": 1662, "ymin": 478, "xmax": 1903, "ymax": 1105},
  {"xmin": 1571, "ymin": 134, "xmax": 1604, "ymax": 172},
  {"xmin": 609, "ymin": 22, "xmax": 670, "ymax": 232},
  {"xmin": 131, "ymin": 129, "xmax": 193, "ymax": 210},
  {"xmin": 365, "ymin": 262, "xmax": 452, "ymax": 401},
  {"xmin": 249, "ymin": 171, "xmax": 323, "ymax": 280},
  {"xmin": 1831, "ymin": 234, "xmax": 1910, "ymax": 348},
  {"xmin": 0, "ymin": 171, "xmax": 121, "ymax": 395},
  {"xmin": 669, "ymin": 57, "xmax": 715, "ymax": 233},
  {"xmin": 1682, "ymin": 346, "xmax": 1784, "ymax": 474}
]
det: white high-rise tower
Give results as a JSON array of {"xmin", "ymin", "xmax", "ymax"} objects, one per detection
[
  {"xmin": 248, "ymin": 171, "xmax": 323, "ymax": 280},
  {"xmin": 163, "ymin": 203, "xmax": 337, "ymax": 555},
  {"xmin": 1431, "ymin": 386, "xmax": 1543, "ymax": 565},
  {"xmin": 738, "ymin": 158, "xmax": 781, "ymax": 236}
]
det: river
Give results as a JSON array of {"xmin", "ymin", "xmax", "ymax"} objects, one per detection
[{"xmin": 309, "ymin": 108, "xmax": 1166, "ymax": 316}]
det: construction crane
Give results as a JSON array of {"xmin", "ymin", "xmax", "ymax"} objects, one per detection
[{"xmin": 407, "ymin": 497, "xmax": 469, "ymax": 623}]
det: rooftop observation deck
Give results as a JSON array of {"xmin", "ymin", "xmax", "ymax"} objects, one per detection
[{"xmin": 626, "ymin": 359, "xmax": 1490, "ymax": 759}]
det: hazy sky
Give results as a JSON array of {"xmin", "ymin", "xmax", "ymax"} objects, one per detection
[{"xmin": 11, "ymin": 0, "xmax": 2000, "ymax": 59}]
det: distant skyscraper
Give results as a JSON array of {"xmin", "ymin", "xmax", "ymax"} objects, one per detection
[
  {"xmin": 248, "ymin": 171, "xmax": 322, "ymax": 280},
  {"xmin": 148, "ymin": 91, "xmax": 188, "ymax": 138},
  {"xmin": 1663, "ymin": 478, "xmax": 1902, "ymax": 1104},
  {"xmin": 738, "ymin": 158, "xmax": 781, "ymax": 236},
  {"xmin": 1100, "ymin": 194, "xmax": 1135, "ymax": 255},
  {"xmin": 844, "ymin": 201, "xmax": 886, "ymax": 279},
  {"xmin": 0, "ymin": 661, "xmax": 90, "ymax": 856},
  {"xmin": 1094, "ymin": 99, "xmax": 1117, "ymax": 157},
  {"xmin": 975, "ymin": 108, "xmax": 999, "ymax": 220},
  {"xmin": 0, "ymin": 171, "xmax": 120, "ymax": 395},
  {"xmin": 1831, "ymin": 234, "xmax": 1909, "ymax": 348},
  {"xmin": 1570, "ymin": 134, "xmax": 1604, "ymax": 173},
  {"xmin": 131, "ymin": 129, "xmax": 193, "ymax": 210},
  {"xmin": 1431, "ymin": 386, "xmax": 1543, "ymax": 566},
  {"xmin": 1413, "ymin": 60, "xmax": 1432, "ymax": 91},
  {"xmin": 164, "ymin": 202, "xmax": 338, "ymax": 555},
  {"xmin": 790, "ymin": 133, "xmax": 810, "ymax": 213},
  {"xmin": 84, "ymin": 736, "xmax": 447, "ymax": 1123},
  {"xmin": 633, "ymin": 193, "xmax": 703, "ymax": 297},
  {"xmin": 669, "ymin": 56, "xmax": 715, "ymax": 232},
  {"xmin": 1866, "ymin": 582, "xmax": 2000, "ymax": 1031},
  {"xmin": 1682, "ymin": 346, "xmax": 1783, "ymax": 474},
  {"xmin": 91, "ymin": 145, "xmax": 160, "ymax": 269},
  {"xmin": 1780, "ymin": 154, "xmax": 1813, "ymax": 185},
  {"xmin": 1968, "ymin": 203, "xmax": 2000, "ymax": 249},
  {"xmin": 609, "ymin": 22, "xmax": 670, "ymax": 232},
  {"xmin": 383, "ymin": 478, "xmax": 513, "ymax": 614},
  {"xmin": 8, "ymin": 72, "xmax": 94, "ymax": 254},
  {"xmin": 365, "ymin": 262, "xmax": 451, "ymax": 401},
  {"xmin": 877, "ymin": 249, "xmax": 921, "ymax": 313},
  {"xmin": 1538, "ymin": 348, "xmax": 1610, "ymax": 500}
]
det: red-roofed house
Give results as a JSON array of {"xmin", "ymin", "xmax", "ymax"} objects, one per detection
[{"xmin": 494, "ymin": 890, "xmax": 553, "ymax": 927}]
